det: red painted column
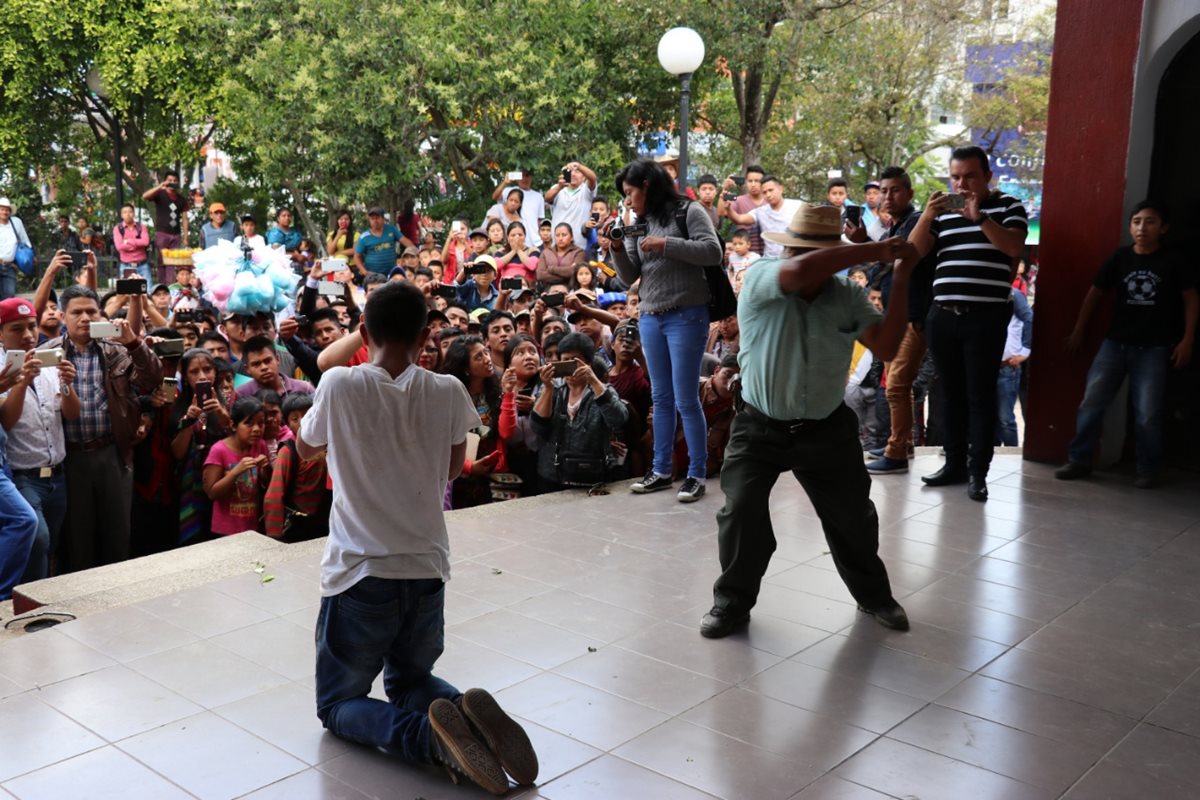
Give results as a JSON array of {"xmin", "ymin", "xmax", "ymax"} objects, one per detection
[{"xmin": 1024, "ymin": 0, "xmax": 1145, "ymax": 462}]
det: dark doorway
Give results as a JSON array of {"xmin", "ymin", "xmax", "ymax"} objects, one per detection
[{"xmin": 1148, "ymin": 32, "xmax": 1200, "ymax": 470}]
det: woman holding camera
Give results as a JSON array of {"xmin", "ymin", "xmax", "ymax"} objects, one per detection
[
  {"xmin": 171, "ymin": 348, "xmax": 232, "ymax": 545},
  {"xmin": 611, "ymin": 158, "xmax": 722, "ymax": 502}
]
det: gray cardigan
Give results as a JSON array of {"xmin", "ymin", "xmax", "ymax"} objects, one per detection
[{"xmin": 612, "ymin": 202, "xmax": 722, "ymax": 314}]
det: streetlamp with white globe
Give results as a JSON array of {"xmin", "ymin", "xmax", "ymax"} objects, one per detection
[{"xmin": 657, "ymin": 27, "xmax": 705, "ymax": 191}]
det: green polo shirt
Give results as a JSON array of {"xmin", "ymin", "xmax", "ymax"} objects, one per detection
[{"xmin": 737, "ymin": 258, "xmax": 881, "ymax": 420}]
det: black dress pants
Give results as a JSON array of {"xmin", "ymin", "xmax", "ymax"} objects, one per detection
[
  {"xmin": 712, "ymin": 404, "xmax": 895, "ymax": 615},
  {"xmin": 925, "ymin": 303, "xmax": 1010, "ymax": 479}
]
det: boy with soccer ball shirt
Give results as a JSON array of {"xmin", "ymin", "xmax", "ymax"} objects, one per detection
[
  {"xmin": 1056, "ymin": 201, "xmax": 1197, "ymax": 488},
  {"xmin": 297, "ymin": 281, "xmax": 537, "ymax": 795}
]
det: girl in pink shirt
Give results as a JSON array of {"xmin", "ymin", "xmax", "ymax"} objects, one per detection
[{"xmin": 203, "ymin": 396, "xmax": 271, "ymax": 535}]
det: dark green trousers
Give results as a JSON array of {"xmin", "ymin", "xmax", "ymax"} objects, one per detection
[{"xmin": 713, "ymin": 403, "xmax": 895, "ymax": 614}]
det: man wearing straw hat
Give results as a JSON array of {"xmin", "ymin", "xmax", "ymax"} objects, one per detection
[{"xmin": 701, "ymin": 203, "xmax": 919, "ymax": 639}]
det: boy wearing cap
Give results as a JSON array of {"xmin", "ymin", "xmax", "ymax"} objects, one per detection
[
  {"xmin": 355, "ymin": 207, "xmax": 415, "ymax": 279},
  {"xmin": 233, "ymin": 215, "xmax": 265, "ymax": 249},
  {"xmin": 455, "ymin": 255, "xmax": 499, "ymax": 311},
  {"xmin": 200, "ymin": 203, "xmax": 236, "ymax": 248},
  {"xmin": 0, "ymin": 298, "xmax": 79, "ymax": 583},
  {"xmin": 702, "ymin": 203, "xmax": 918, "ymax": 639}
]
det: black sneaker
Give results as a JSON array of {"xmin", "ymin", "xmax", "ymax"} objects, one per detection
[
  {"xmin": 700, "ymin": 606, "xmax": 750, "ymax": 638},
  {"xmin": 428, "ymin": 699, "xmax": 508, "ymax": 796},
  {"xmin": 631, "ymin": 470, "xmax": 673, "ymax": 494},
  {"xmin": 459, "ymin": 688, "xmax": 538, "ymax": 786},
  {"xmin": 677, "ymin": 477, "xmax": 706, "ymax": 503}
]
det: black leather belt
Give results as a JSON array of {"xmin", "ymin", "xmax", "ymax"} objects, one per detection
[
  {"xmin": 935, "ymin": 300, "xmax": 1011, "ymax": 315},
  {"xmin": 742, "ymin": 403, "xmax": 833, "ymax": 434},
  {"xmin": 11, "ymin": 462, "xmax": 64, "ymax": 479}
]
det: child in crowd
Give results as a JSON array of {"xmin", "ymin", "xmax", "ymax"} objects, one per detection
[
  {"xmin": 263, "ymin": 394, "xmax": 329, "ymax": 541},
  {"xmin": 255, "ymin": 388, "xmax": 293, "ymax": 461},
  {"xmin": 297, "ymin": 281, "xmax": 537, "ymax": 795},
  {"xmin": 202, "ymin": 396, "xmax": 271, "ymax": 535},
  {"xmin": 727, "ymin": 229, "xmax": 760, "ymax": 280}
]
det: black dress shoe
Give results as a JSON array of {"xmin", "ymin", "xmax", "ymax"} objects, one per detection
[
  {"xmin": 857, "ymin": 602, "xmax": 910, "ymax": 631},
  {"xmin": 967, "ymin": 476, "xmax": 988, "ymax": 501},
  {"xmin": 921, "ymin": 465, "xmax": 968, "ymax": 486},
  {"xmin": 700, "ymin": 606, "xmax": 750, "ymax": 639}
]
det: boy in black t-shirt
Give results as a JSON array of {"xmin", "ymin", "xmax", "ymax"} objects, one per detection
[{"xmin": 1057, "ymin": 201, "xmax": 1198, "ymax": 487}]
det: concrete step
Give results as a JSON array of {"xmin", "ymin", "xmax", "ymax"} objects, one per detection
[{"xmin": 9, "ymin": 533, "xmax": 320, "ymax": 621}]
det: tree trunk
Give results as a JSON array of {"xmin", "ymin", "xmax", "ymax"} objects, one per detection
[{"xmin": 283, "ymin": 178, "xmax": 323, "ymax": 248}]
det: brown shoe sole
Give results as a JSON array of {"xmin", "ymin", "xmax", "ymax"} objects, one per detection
[
  {"xmin": 428, "ymin": 699, "xmax": 509, "ymax": 796},
  {"xmin": 461, "ymin": 688, "xmax": 539, "ymax": 785}
]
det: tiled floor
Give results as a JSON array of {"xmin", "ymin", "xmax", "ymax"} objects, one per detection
[{"xmin": 1, "ymin": 455, "xmax": 1199, "ymax": 799}]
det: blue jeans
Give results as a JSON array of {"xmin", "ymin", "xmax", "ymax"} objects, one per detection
[
  {"xmin": 315, "ymin": 576, "xmax": 459, "ymax": 763},
  {"xmin": 121, "ymin": 262, "xmax": 152, "ymax": 284},
  {"xmin": 0, "ymin": 263, "xmax": 16, "ymax": 301},
  {"xmin": 995, "ymin": 364, "xmax": 1021, "ymax": 446},
  {"xmin": 640, "ymin": 304, "xmax": 709, "ymax": 478},
  {"xmin": 1068, "ymin": 339, "xmax": 1167, "ymax": 475},
  {"xmin": 12, "ymin": 471, "xmax": 68, "ymax": 583},
  {"xmin": 0, "ymin": 465, "xmax": 38, "ymax": 601}
]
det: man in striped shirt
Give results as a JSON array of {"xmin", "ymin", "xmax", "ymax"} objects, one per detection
[{"xmin": 908, "ymin": 146, "xmax": 1028, "ymax": 501}]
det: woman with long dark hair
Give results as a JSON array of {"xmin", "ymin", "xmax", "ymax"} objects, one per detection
[
  {"xmin": 442, "ymin": 335, "xmax": 506, "ymax": 507},
  {"xmin": 611, "ymin": 157, "xmax": 722, "ymax": 502},
  {"xmin": 495, "ymin": 221, "xmax": 538, "ymax": 287},
  {"xmin": 171, "ymin": 348, "xmax": 232, "ymax": 545},
  {"xmin": 326, "ymin": 210, "xmax": 357, "ymax": 260}
]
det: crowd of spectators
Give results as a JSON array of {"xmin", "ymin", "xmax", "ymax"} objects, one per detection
[{"xmin": 0, "ymin": 149, "xmax": 1077, "ymax": 602}]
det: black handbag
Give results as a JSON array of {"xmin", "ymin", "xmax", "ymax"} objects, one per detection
[{"xmin": 674, "ymin": 203, "xmax": 738, "ymax": 322}]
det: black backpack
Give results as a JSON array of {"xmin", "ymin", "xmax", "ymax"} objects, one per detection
[{"xmin": 673, "ymin": 203, "xmax": 738, "ymax": 322}]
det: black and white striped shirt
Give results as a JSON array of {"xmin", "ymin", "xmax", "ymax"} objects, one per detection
[{"xmin": 930, "ymin": 193, "xmax": 1027, "ymax": 303}]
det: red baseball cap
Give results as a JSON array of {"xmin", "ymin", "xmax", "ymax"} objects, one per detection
[{"xmin": 0, "ymin": 298, "xmax": 37, "ymax": 326}]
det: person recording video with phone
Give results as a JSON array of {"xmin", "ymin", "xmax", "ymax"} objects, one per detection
[
  {"xmin": 171, "ymin": 347, "xmax": 231, "ymax": 546},
  {"xmin": 906, "ymin": 146, "xmax": 1028, "ymax": 502},
  {"xmin": 44, "ymin": 285, "xmax": 163, "ymax": 572},
  {"xmin": 529, "ymin": 332, "xmax": 627, "ymax": 492},
  {"xmin": 0, "ymin": 298, "xmax": 79, "ymax": 582},
  {"xmin": 611, "ymin": 157, "xmax": 723, "ymax": 503}
]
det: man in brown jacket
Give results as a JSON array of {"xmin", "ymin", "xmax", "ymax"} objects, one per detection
[{"xmin": 46, "ymin": 285, "xmax": 162, "ymax": 571}]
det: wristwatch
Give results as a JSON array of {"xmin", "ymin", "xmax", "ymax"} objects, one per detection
[{"xmin": 60, "ymin": 383, "xmax": 71, "ymax": 398}]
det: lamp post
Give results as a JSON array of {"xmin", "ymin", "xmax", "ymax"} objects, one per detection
[
  {"xmin": 657, "ymin": 27, "xmax": 705, "ymax": 191},
  {"xmin": 85, "ymin": 69, "xmax": 124, "ymax": 212}
]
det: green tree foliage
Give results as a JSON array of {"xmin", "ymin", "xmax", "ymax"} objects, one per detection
[{"xmin": 0, "ymin": 0, "xmax": 222, "ymax": 196}]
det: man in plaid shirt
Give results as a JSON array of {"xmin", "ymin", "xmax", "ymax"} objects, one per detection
[{"xmin": 43, "ymin": 285, "xmax": 162, "ymax": 571}]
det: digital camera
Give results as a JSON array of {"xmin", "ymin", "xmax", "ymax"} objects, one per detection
[{"xmin": 608, "ymin": 222, "xmax": 647, "ymax": 240}]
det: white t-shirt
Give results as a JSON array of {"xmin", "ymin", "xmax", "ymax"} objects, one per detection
[
  {"xmin": 502, "ymin": 187, "xmax": 546, "ymax": 243},
  {"xmin": 233, "ymin": 234, "xmax": 266, "ymax": 250},
  {"xmin": 551, "ymin": 183, "xmax": 596, "ymax": 249},
  {"xmin": 301, "ymin": 363, "xmax": 481, "ymax": 596},
  {"xmin": 750, "ymin": 200, "xmax": 801, "ymax": 258}
]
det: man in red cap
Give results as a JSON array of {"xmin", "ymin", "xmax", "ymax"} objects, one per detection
[
  {"xmin": 0, "ymin": 299, "xmax": 42, "ymax": 597},
  {"xmin": 0, "ymin": 298, "xmax": 79, "ymax": 581}
]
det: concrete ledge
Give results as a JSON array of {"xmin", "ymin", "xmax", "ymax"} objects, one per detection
[{"xmin": 10, "ymin": 533, "xmax": 299, "ymax": 617}]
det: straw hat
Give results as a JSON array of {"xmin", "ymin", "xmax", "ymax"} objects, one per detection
[
  {"xmin": 0, "ymin": 197, "xmax": 13, "ymax": 211},
  {"xmin": 763, "ymin": 203, "xmax": 844, "ymax": 249}
]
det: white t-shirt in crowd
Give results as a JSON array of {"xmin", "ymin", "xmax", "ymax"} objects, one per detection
[
  {"xmin": 750, "ymin": 200, "xmax": 801, "ymax": 258},
  {"xmin": 551, "ymin": 182, "xmax": 596, "ymax": 249},
  {"xmin": 233, "ymin": 234, "xmax": 266, "ymax": 250},
  {"xmin": 502, "ymin": 186, "xmax": 546, "ymax": 243},
  {"xmin": 301, "ymin": 362, "xmax": 481, "ymax": 597}
]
